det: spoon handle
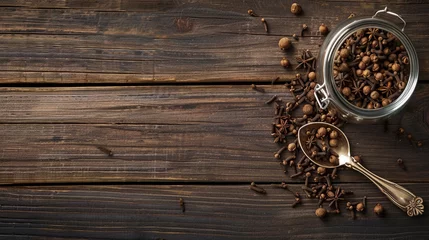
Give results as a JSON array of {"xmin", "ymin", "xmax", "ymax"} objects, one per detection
[{"xmin": 346, "ymin": 156, "xmax": 424, "ymax": 217}]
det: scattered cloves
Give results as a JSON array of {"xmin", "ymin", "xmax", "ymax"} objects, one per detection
[
  {"xmin": 96, "ymin": 146, "xmax": 114, "ymax": 157},
  {"xmin": 251, "ymin": 84, "xmax": 265, "ymax": 93},
  {"xmin": 247, "ymin": 9, "xmax": 258, "ymax": 17},
  {"xmin": 261, "ymin": 18, "xmax": 269, "ymax": 33},
  {"xmin": 250, "ymin": 182, "xmax": 267, "ymax": 194}
]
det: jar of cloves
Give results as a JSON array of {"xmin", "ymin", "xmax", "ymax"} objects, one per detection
[{"xmin": 315, "ymin": 7, "xmax": 418, "ymax": 123}]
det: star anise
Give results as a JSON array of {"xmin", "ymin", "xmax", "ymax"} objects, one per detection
[
  {"xmin": 334, "ymin": 73, "xmax": 351, "ymax": 88},
  {"xmin": 378, "ymin": 82, "xmax": 395, "ymax": 97},
  {"xmin": 326, "ymin": 186, "xmax": 344, "ymax": 210},
  {"xmin": 272, "ymin": 128, "xmax": 285, "ymax": 143},
  {"xmin": 275, "ymin": 118, "xmax": 290, "ymax": 133},
  {"xmin": 365, "ymin": 28, "xmax": 379, "ymax": 41},
  {"xmin": 305, "ymin": 135, "xmax": 316, "ymax": 149},
  {"xmin": 351, "ymin": 81, "xmax": 364, "ymax": 97},
  {"xmin": 296, "ymin": 50, "xmax": 315, "ymax": 70}
]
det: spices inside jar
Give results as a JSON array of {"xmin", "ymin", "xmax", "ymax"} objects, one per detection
[{"xmin": 333, "ymin": 28, "xmax": 410, "ymax": 109}]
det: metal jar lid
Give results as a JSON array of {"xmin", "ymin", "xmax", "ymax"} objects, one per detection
[{"xmin": 315, "ymin": 7, "xmax": 419, "ymax": 123}]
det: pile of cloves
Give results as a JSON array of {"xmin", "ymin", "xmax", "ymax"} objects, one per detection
[
  {"xmin": 334, "ymin": 28, "xmax": 410, "ymax": 109},
  {"xmin": 266, "ymin": 49, "xmax": 364, "ymax": 216}
]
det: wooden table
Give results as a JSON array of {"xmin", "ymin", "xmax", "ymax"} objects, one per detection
[{"xmin": 0, "ymin": 1, "xmax": 428, "ymax": 239}]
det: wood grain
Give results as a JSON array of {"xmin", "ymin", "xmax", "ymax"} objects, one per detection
[
  {"xmin": 0, "ymin": 85, "xmax": 427, "ymax": 184},
  {"xmin": 0, "ymin": 1, "xmax": 427, "ymax": 83},
  {"xmin": 0, "ymin": 183, "xmax": 427, "ymax": 239}
]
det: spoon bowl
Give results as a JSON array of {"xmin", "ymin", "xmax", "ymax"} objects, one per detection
[
  {"xmin": 297, "ymin": 122, "xmax": 424, "ymax": 217},
  {"xmin": 298, "ymin": 122, "xmax": 350, "ymax": 168}
]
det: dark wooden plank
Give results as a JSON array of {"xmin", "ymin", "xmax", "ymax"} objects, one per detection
[
  {"xmin": 0, "ymin": 1, "xmax": 427, "ymax": 83},
  {"xmin": 0, "ymin": 85, "xmax": 427, "ymax": 184},
  {"xmin": 0, "ymin": 183, "xmax": 427, "ymax": 239},
  {"xmin": 0, "ymin": 0, "xmax": 121, "ymax": 10}
]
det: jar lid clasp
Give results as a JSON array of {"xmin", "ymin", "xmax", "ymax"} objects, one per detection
[
  {"xmin": 314, "ymin": 82, "xmax": 330, "ymax": 110},
  {"xmin": 372, "ymin": 7, "xmax": 406, "ymax": 32}
]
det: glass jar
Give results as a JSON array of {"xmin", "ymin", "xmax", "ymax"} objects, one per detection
[{"xmin": 315, "ymin": 7, "xmax": 419, "ymax": 123}]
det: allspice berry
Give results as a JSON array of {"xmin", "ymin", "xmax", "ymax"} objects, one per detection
[
  {"xmin": 356, "ymin": 202, "xmax": 365, "ymax": 212},
  {"xmin": 315, "ymin": 207, "xmax": 327, "ymax": 218},
  {"xmin": 290, "ymin": 3, "xmax": 302, "ymax": 15},
  {"xmin": 308, "ymin": 71, "xmax": 316, "ymax": 81},
  {"xmin": 288, "ymin": 142, "xmax": 297, "ymax": 152},
  {"xmin": 281, "ymin": 57, "xmax": 291, "ymax": 67},
  {"xmin": 317, "ymin": 166, "xmax": 326, "ymax": 175},
  {"xmin": 363, "ymin": 85, "xmax": 371, "ymax": 95},
  {"xmin": 374, "ymin": 203, "xmax": 384, "ymax": 216},
  {"xmin": 319, "ymin": 23, "xmax": 329, "ymax": 35},
  {"xmin": 370, "ymin": 91, "xmax": 380, "ymax": 100},
  {"xmin": 279, "ymin": 37, "xmax": 292, "ymax": 50},
  {"xmin": 329, "ymin": 130, "xmax": 338, "ymax": 139},
  {"xmin": 340, "ymin": 48, "xmax": 349, "ymax": 58},
  {"xmin": 356, "ymin": 69, "xmax": 363, "ymax": 76},
  {"xmin": 362, "ymin": 69, "xmax": 371, "ymax": 78},
  {"xmin": 372, "ymin": 63, "xmax": 380, "ymax": 72},
  {"xmin": 302, "ymin": 104, "xmax": 314, "ymax": 115},
  {"xmin": 329, "ymin": 155, "xmax": 338, "ymax": 164},
  {"xmin": 362, "ymin": 55, "xmax": 371, "ymax": 64},
  {"xmin": 392, "ymin": 63, "xmax": 401, "ymax": 72},
  {"xmin": 370, "ymin": 54, "xmax": 378, "ymax": 63},
  {"xmin": 342, "ymin": 87, "xmax": 351, "ymax": 97},
  {"xmin": 317, "ymin": 127, "xmax": 327, "ymax": 138},
  {"xmin": 382, "ymin": 98, "xmax": 392, "ymax": 107},
  {"xmin": 375, "ymin": 72, "xmax": 384, "ymax": 81},
  {"xmin": 329, "ymin": 139, "xmax": 338, "ymax": 147}
]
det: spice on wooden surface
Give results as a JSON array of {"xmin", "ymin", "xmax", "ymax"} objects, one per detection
[
  {"xmin": 179, "ymin": 198, "xmax": 185, "ymax": 212},
  {"xmin": 290, "ymin": 3, "xmax": 302, "ymax": 15},
  {"xmin": 96, "ymin": 146, "xmax": 114, "ymax": 157},
  {"xmin": 261, "ymin": 18, "xmax": 268, "ymax": 33},
  {"xmin": 247, "ymin": 9, "xmax": 258, "ymax": 17},
  {"xmin": 250, "ymin": 182, "xmax": 267, "ymax": 194},
  {"xmin": 374, "ymin": 203, "xmax": 384, "ymax": 216}
]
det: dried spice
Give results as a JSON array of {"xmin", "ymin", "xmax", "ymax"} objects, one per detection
[
  {"xmin": 247, "ymin": 9, "xmax": 258, "ymax": 17},
  {"xmin": 250, "ymin": 182, "xmax": 267, "ymax": 194},
  {"xmin": 319, "ymin": 24, "xmax": 329, "ymax": 35},
  {"xmin": 179, "ymin": 198, "xmax": 185, "ymax": 212},
  {"xmin": 315, "ymin": 207, "xmax": 327, "ymax": 218},
  {"xmin": 279, "ymin": 37, "xmax": 292, "ymax": 50},
  {"xmin": 281, "ymin": 57, "xmax": 291, "ymax": 67},
  {"xmin": 261, "ymin": 18, "xmax": 269, "ymax": 33},
  {"xmin": 267, "ymin": 49, "xmax": 363, "ymax": 217},
  {"xmin": 96, "ymin": 146, "xmax": 114, "ymax": 157},
  {"xmin": 374, "ymin": 203, "xmax": 384, "ymax": 216},
  {"xmin": 334, "ymin": 28, "xmax": 410, "ymax": 109},
  {"xmin": 290, "ymin": 3, "xmax": 302, "ymax": 15}
]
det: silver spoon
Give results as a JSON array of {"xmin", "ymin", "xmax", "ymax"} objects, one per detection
[{"xmin": 298, "ymin": 122, "xmax": 424, "ymax": 217}]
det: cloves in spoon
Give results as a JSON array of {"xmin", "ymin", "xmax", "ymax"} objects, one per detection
[{"xmin": 297, "ymin": 122, "xmax": 424, "ymax": 217}]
